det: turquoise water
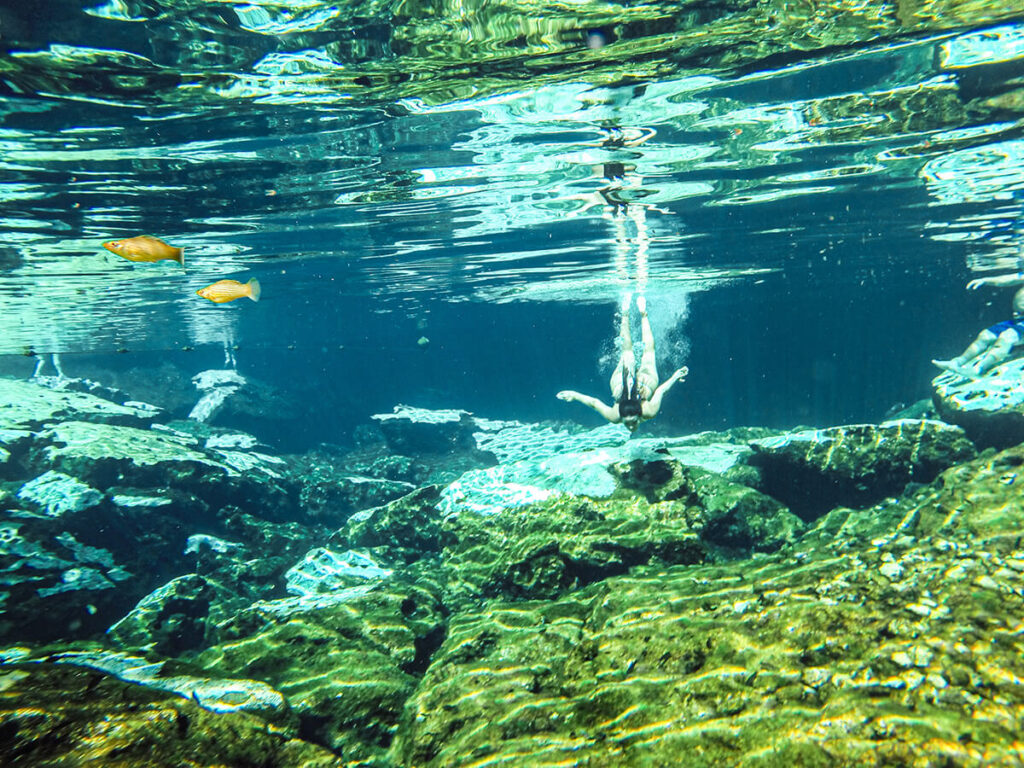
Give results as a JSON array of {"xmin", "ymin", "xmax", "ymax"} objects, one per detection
[
  {"xmin": 2, "ymin": 3, "xmax": 1024, "ymax": 766},
  {"xmin": 2, "ymin": 7, "xmax": 1022, "ymax": 438}
]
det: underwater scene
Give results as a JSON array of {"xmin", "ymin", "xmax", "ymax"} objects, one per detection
[{"xmin": 2, "ymin": 0, "xmax": 1024, "ymax": 765}]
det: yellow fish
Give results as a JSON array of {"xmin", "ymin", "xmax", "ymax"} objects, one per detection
[
  {"xmin": 197, "ymin": 278, "xmax": 261, "ymax": 304},
  {"xmin": 102, "ymin": 235, "xmax": 184, "ymax": 266}
]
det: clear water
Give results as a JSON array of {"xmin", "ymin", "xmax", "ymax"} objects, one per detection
[{"xmin": 2, "ymin": 2, "xmax": 1024, "ymax": 446}]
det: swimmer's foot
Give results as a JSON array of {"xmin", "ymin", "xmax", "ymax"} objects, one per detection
[
  {"xmin": 621, "ymin": 293, "xmax": 632, "ymax": 314},
  {"xmin": 636, "ymin": 295, "xmax": 647, "ymax": 315},
  {"xmin": 933, "ymin": 359, "xmax": 982, "ymax": 380}
]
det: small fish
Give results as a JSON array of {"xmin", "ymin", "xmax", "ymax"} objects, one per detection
[
  {"xmin": 197, "ymin": 278, "xmax": 261, "ymax": 304},
  {"xmin": 102, "ymin": 235, "xmax": 184, "ymax": 266}
]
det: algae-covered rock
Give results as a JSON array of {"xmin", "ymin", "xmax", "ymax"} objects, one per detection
[
  {"xmin": 0, "ymin": 519, "xmax": 135, "ymax": 642},
  {"xmin": 16, "ymin": 469, "xmax": 103, "ymax": 517},
  {"xmin": 197, "ymin": 577, "xmax": 446, "ymax": 763},
  {"xmin": 625, "ymin": 461, "xmax": 804, "ymax": 554},
  {"xmin": 284, "ymin": 547, "xmax": 394, "ymax": 594},
  {"xmin": 372, "ymin": 404, "xmax": 482, "ymax": 454},
  {"xmin": 0, "ymin": 376, "xmax": 158, "ymax": 432},
  {"xmin": 748, "ymin": 418, "xmax": 977, "ymax": 520},
  {"xmin": 439, "ymin": 494, "xmax": 707, "ymax": 604},
  {"xmin": 0, "ymin": 663, "xmax": 340, "ymax": 767},
  {"xmin": 342, "ymin": 485, "xmax": 449, "ymax": 558},
  {"xmin": 392, "ymin": 444, "xmax": 1024, "ymax": 768},
  {"xmin": 932, "ymin": 359, "xmax": 1024, "ymax": 449},
  {"xmin": 36, "ymin": 419, "xmax": 230, "ymax": 487},
  {"xmin": 344, "ymin": 458, "xmax": 800, "ymax": 605},
  {"xmin": 106, "ymin": 573, "xmax": 243, "ymax": 655}
]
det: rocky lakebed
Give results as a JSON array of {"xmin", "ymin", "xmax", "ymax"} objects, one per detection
[{"xmin": 1, "ymin": 368, "xmax": 1023, "ymax": 767}]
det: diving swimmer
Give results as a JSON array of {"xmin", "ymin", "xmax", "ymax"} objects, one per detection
[
  {"xmin": 932, "ymin": 273, "xmax": 1024, "ymax": 379},
  {"xmin": 558, "ymin": 294, "xmax": 688, "ymax": 431}
]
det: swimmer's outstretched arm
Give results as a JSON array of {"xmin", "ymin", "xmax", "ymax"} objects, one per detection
[
  {"xmin": 967, "ymin": 273, "xmax": 1024, "ymax": 289},
  {"xmin": 642, "ymin": 367, "xmax": 688, "ymax": 419},
  {"xmin": 557, "ymin": 390, "xmax": 621, "ymax": 423}
]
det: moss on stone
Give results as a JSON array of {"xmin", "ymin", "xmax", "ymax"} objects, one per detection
[
  {"xmin": 0, "ymin": 377, "xmax": 155, "ymax": 432},
  {"xmin": 391, "ymin": 444, "xmax": 1024, "ymax": 767},
  {"xmin": 0, "ymin": 662, "xmax": 343, "ymax": 767},
  {"xmin": 196, "ymin": 579, "xmax": 446, "ymax": 764}
]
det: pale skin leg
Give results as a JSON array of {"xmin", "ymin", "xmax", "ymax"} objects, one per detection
[
  {"xmin": 933, "ymin": 328, "xmax": 1020, "ymax": 378},
  {"xmin": 635, "ymin": 295, "xmax": 659, "ymax": 398},
  {"xmin": 973, "ymin": 328, "xmax": 1020, "ymax": 376},
  {"xmin": 934, "ymin": 277, "xmax": 1024, "ymax": 378},
  {"xmin": 933, "ymin": 330, "xmax": 998, "ymax": 377},
  {"xmin": 610, "ymin": 293, "xmax": 635, "ymax": 399}
]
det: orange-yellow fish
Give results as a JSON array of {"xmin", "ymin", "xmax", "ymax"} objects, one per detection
[
  {"xmin": 102, "ymin": 235, "xmax": 184, "ymax": 266},
  {"xmin": 197, "ymin": 278, "xmax": 261, "ymax": 304}
]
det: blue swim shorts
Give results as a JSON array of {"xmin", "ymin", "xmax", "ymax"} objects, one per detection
[{"xmin": 987, "ymin": 319, "xmax": 1024, "ymax": 336}]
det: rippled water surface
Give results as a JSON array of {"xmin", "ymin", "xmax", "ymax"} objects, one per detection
[{"xmin": 2, "ymin": 1, "xmax": 1024, "ymax": 438}]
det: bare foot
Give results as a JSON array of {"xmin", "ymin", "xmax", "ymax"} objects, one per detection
[
  {"xmin": 636, "ymin": 295, "xmax": 647, "ymax": 315},
  {"xmin": 620, "ymin": 293, "xmax": 632, "ymax": 314}
]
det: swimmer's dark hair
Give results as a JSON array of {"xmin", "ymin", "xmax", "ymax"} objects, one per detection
[{"xmin": 617, "ymin": 368, "xmax": 643, "ymax": 420}]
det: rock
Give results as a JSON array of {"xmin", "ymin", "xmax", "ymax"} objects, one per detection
[
  {"xmin": 16, "ymin": 470, "xmax": 103, "ymax": 517},
  {"xmin": 198, "ymin": 577, "xmax": 446, "ymax": 763},
  {"xmin": 439, "ymin": 433, "xmax": 760, "ymax": 517},
  {"xmin": 286, "ymin": 448, "xmax": 440, "ymax": 523},
  {"xmin": 189, "ymin": 368, "xmax": 246, "ymax": 423},
  {"xmin": 371, "ymin": 404, "xmax": 483, "ymax": 454},
  {"xmin": 106, "ymin": 574, "xmax": 241, "ymax": 655},
  {"xmin": 391, "ymin": 445, "xmax": 1024, "ymax": 767},
  {"xmin": 616, "ymin": 461, "xmax": 805, "ymax": 554},
  {"xmin": 35, "ymin": 420, "xmax": 231, "ymax": 487},
  {"xmin": 342, "ymin": 485, "xmax": 449, "ymax": 559},
  {"xmin": 284, "ymin": 547, "xmax": 393, "ymax": 595},
  {"xmin": 472, "ymin": 420, "xmax": 629, "ymax": 464},
  {"xmin": 0, "ymin": 519, "xmax": 135, "ymax": 642},
  {"xmin": 0, "ymin": 376, "xmax": 157, "ymax": 432},
  {"xmin": 438, "ymin": 494, "xmax": 707, "ymax": 604},
  {"xmin": 33, "ymin": 420, "xmax": 297, "ymax": 522},
  {"xmin": 0, "ymin": 664, "xmax": 341, "ymax": 767},
  {"xmin": 748, "ymin": 419, "xmax": 977, "ymax": 520},
  {"xmin": 343, "ymin": 456, "xmax": 801, "ymax": 605},
  {"xmin": 932, "ymin": 359, "xmax": 1024, "ymax": 448}
]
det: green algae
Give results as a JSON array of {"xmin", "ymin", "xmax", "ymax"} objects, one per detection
[
  {"xmin": 195, "ymin": 578, "xmax": 446, "ymax": 764},
  {"xmin": 0, "ymin": 663, "xmax": 342, "ymax": 767},
  {"xmin": 0, "ymin": 377, "xmax": 154, "ymax": 432},
  {"xmin": 391, "ymin": 444, "xmax": 1024, "ymax": 767}
]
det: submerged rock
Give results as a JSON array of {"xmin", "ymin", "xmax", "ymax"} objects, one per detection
[
  {"xmin": 0, "ymin": 376, "xmax": 158, "ymax": 433},
  {"xmin": 391, "ymin": 444, "xmax": 1024, "ymax": 767},
  {"xmin": 196, "ymin": 575, "xmax": 446, "ymax": 763},
  {"xmin": 341, "ymin": 454, "xmax": 801, "ymax": 609},
  {"xmin": 932, "ymin": 359, "xmax": 1024, "ymax": 448},
  {"xmin": 106, "ymin": 574, "xmax": 242, "ymax": 656},
  {"xmin": 0, "ymin": 663, "xmax": 340, "ymax": 766},
  {"xmin": 16, "ymin": 470, "xmax": 103, "ymax": 517},
  {"xmin": 748, "ymin": 419, "xmax": 976, "ymax": 520},
  {"xmin": 371, "ymin": 404, "xmax": 483, "ymax": 454}
]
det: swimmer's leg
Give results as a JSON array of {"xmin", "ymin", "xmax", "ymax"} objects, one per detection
[
  {"xmin": 932, "ymin": 329, "xmax": 997, "ymax": 376},
  {"xmin": 610, "ymin": 294, "xmax": 635, "ymax": 399},
  {"xmin": 973, "ymin": 329, "xmax": 1020, "ymax": 376},
  {"xmin": 636, "ymin": 295, "xmax": 659, "ymax": 396}
]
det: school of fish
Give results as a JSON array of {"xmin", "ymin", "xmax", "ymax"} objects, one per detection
[{"xmin": 102, "ymin": 235, "xmax": 260, "ymax": 304}]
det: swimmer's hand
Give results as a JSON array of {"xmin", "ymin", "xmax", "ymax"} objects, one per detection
[
  {"xmin": 557, "ymin": 391, "xmax": 576, "ymax": 402},
  {"xmin": 672, "ymin": 366, "xmax": 689, "ymax": 381},
  {"xmin": 967, "ymin": 274, "xmax": 1024, "ymax": 289}
]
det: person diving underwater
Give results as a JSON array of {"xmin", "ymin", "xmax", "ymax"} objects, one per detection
[{"xmin": 557, "ymin": 293, "xmax": 688, "ymax": 432}]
